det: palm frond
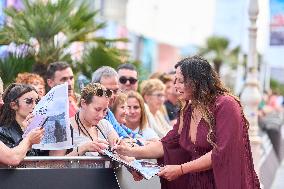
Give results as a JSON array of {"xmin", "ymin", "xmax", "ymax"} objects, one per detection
[
  {"xmin": 77, "ymin": 44, "xmax": 129, "ymax": 79},
  {"xmin": 0, "ymin": 53, "xmax": 35, "ymax": 86},
  {"xmin": 196, "ymin": 36, "xmax": 242, "ymax": 74},
  {"xmin": 0, "ymin": 0, "xmax": 129, "ymax": 81}
]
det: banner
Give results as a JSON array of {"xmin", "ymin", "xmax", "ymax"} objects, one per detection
[
  {"xmin": 270, "ymin": 0, "xmax": 284, "ymax": 46},
  {"xmin": 31, "ymin": 83, "xmax": 72, "ymax": 150}
]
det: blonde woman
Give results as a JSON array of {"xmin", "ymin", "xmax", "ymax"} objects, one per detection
[
  {"xmin": 112, "ymin": 92, "xmax": 159, "ymax": 142},
  {"xmin": 126, "ymin": 91, "xmax": 159, "ymax": 141},
  {"xmin": 140, "ymin": 79, "xmax": 172, "ymax": 138},
  {"xmin": 112, "ymin": 93, "xmax": 128, "ymax": 125}
]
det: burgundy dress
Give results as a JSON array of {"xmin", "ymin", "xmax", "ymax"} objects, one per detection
[{"xmin": 159, "ymin": 95, "xmax": 260, "ymax": 189}]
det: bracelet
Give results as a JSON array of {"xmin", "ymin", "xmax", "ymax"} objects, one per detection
[
  {"xmin": 76, "ymin": 146, "xmax": 79, "ymax": 156},
  {"xmin": 180, "ymin": 164, "xmax": 184, "ymax": 175}
]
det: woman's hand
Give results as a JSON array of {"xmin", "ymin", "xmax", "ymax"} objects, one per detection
[
  {"xmin": 26, "ymin": 127, "xmax": 44, "ymax": 146},
  {"xmin": 158, "ymin": 165, "xmax": 183, "ymax": 181},
  {"xmin": 22, "ymin": 114, "xmax": 35, "ymax": 129},
  {"xmin": 114, "ymin": 141, "xmax": 133, "ymax": 156},
  {"xmin": 83, "ymin": 139, "xmax": 109, "ymax": 153},
  {"xmin": 121, "ymin": 138, "xmax": 136, "ymax": 147}
]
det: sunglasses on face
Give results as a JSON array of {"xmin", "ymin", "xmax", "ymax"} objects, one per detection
[
  {"xmin": 95, "ymin": 88, "xmax": 113, "ymax": 98},
  {"xmin": 119, "ymin": 76, "xmax": 138, "ymax": 85},
  {"xmin": 20, "ymin": 98, "xmax": 40, "ymax": 105}
]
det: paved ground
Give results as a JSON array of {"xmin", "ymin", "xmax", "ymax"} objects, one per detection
[{"xmin": 271, "ymin": 160, "xmax": 284, "ymax": 189}]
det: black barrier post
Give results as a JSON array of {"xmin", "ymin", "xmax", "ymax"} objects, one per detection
[
  {"xmin": 0, "ymin": 157, "xmax": 120, "ymax": 189},
  {"xmin": 0, "ymin": 168, "xmax": 120, "ymax": 189}
]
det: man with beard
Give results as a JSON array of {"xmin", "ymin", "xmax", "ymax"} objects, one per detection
[{"xmin": 46, "ymin": 61, "xmax": 79, "ymax": 117}]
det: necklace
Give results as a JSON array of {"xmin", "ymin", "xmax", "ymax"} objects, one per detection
[{"xmin": 75, "ymin": 112, "xmax": 94, "ymax": 141}]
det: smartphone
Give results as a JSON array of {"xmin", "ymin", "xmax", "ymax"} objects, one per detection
[
  {"xmin": 40, "ymin": 117, "xmax": 48, "ymax": 129},
  {"xmin": 22, "ymin": 115, "xmax": 48, "ymax": 138}
]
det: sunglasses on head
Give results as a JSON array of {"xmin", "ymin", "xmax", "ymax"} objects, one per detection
[
  {"xmin": 119, "ymin": 76, "xmax": 137, "ymax": 85},
  {"xmin": 20, "ymin": 98, "xmax": 40, "ymax": 105},
  {"xmin": 107, "ymin": 88, "xmax": 121, "ymax": 95},
  {"xmin": 95, "ymin": 88, "xmax": 113, "ymax": 98}
]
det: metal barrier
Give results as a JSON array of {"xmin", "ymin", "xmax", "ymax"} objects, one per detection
[{"xmin": 0, "ymin": 156, "xmax": 120, "ymax": 189}]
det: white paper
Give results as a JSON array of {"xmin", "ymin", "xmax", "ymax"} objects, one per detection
[
  {"xmin": 31, "ymin": 83, "xmax": 72, "ymax": 150},
  {"xmin": 103, "ymin": 149, "xmax": 160, "ymax": 180}
]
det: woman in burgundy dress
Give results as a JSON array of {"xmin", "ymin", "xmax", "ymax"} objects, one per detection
[{"xmin": 116, "ymin": 56, "xmax": 260, "ymax": 189}]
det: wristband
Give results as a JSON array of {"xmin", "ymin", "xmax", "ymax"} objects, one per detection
[
  {"xmin": 76, "ymin": 146, "xmax": 79, "ymax": 156},
  {"xmin": 180, "ymin": 164, "xmax": 184, "ymax": 175}
]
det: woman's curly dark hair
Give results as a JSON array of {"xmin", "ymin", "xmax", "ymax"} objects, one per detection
[
  {"xmin": 0, "ymin": 83, "xmax": 37, "ymax": 126},
  {"xmin": 175, "ymin": 55, "xmax": 231, "ymax": 148}
]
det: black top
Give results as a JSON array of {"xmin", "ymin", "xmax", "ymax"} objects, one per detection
[
  {"xmin": 164, "ymin": 100, "xmax": 179, "ymax": 121},
  {"xmin": 0, "ymin": 120, "xmax": 48, "ymax": 156}
]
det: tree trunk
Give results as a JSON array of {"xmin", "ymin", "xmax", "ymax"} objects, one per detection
[{"xmin": 213, "ymin": 59, "xmax": 222, "ymax": 75}]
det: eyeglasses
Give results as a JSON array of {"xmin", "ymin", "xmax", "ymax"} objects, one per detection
[
  {"xmin": 95, "ymin": 88, "xmax": 113, "ymax": 98},
  {"xmin": 150, "ymin": 93, "xmax": 165, "ymax": 98},
  {"xmin": 119, "ymin": 76, "xmax": 138, "ymax": 85},
  {"xmin": 20, "ymin": 98, "xmax": 40, "ymax": 105}
]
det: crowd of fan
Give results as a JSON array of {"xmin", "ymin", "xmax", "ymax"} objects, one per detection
[
  {"xmin": 258, "ymin": 89, "xmax": 284, "ymax": 129},
  {"xmin": 258, "ymin": 89, "xmax": 284, "ymax": 157},
  {"xmin": 0, "ymin": 62, "xmax": 180, "ymax": 164}
]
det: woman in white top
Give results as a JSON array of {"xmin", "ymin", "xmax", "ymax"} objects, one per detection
[
  {"xmin": 140, "ymin": 79, "xmax": 172, "ymax": 138},
  {"xmin": 112, "ymin": 92, "xmax": 159, "ymax": 141},
  {"xmin": 50, "ymin": 83, "xmax": 118, "ymax": 156}
]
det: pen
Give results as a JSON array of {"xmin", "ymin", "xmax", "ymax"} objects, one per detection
[
  {"xmin": 111, "ymin": 136, "xmax": 123, "ymax": 151},
  {"xmin": 136, "ymin": 138, "xmax": 144, "ymax": 146}
]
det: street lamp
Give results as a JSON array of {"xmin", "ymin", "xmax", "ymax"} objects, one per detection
[{"xmin": 240, "ymin": 0, "xmax": 262, "ymax": 172}]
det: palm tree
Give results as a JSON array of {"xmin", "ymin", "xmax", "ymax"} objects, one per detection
[
  {"xmin": 77, "ymin": 43, "xmax": 129, "ymax": 79},
  {"xmin": 0, "ymin": 53, "xmax": 35, "ymax": 86},
  {"xmin": 198, "ymin": 36, "xmax": 240, "ymax": 74},
  {"xmin": 0, "ymin": 0, "xmax": 126, "ymax": 78}
]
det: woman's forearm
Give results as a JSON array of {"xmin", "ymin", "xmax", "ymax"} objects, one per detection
[
  {"xmin": 182, "ymin": 151, "xmax": 212, "ymax": 174},
  {"xmin": 0, "ymin": 139, "xmax": 31, "ymax": 166},
  {"xmin": 66, "ymin": 145, "xmax": 88, "ymax": 156},
  {"xmin": 131, "ymin": 140, "xmax": 164, "ymax": 159}
]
